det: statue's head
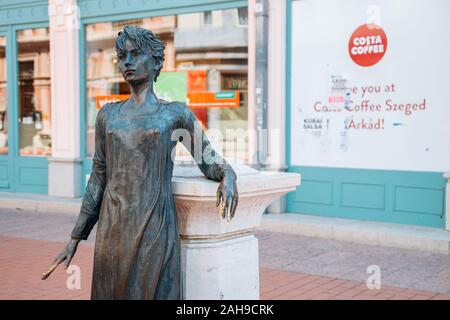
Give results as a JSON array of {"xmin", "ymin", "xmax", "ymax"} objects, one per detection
[{"xmin": 115, "ymin": 26, "xmax": 165, "ymax": 85}]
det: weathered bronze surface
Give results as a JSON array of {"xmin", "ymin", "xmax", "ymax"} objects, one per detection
[{"xmin": 42, "ymin": 26, "xmax": 238, "ymax": 300}]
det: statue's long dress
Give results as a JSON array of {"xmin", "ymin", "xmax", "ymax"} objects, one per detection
[{"xmin": 71, "ymin": 101, "xmax": 235, "ymax": 300}]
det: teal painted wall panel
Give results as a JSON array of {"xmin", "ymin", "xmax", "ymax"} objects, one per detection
[
  {"xmin": 0, "ymin": 163, "xmax": 9, "ymax": 180},
  {"xmin": 0, "ymin": 161, "xmax": 10, "ymax": 189},
  {"xmin": 286, "ymin": 166, "xmax": 446, "ymax": 228},
  {"xmin": 0, "ymin": 0, "xmax": 48, "ymax": 26},
  {"xmin": 341, "ymin": 183, "xmax": 385, "ymax": 210},
  {"xmin": 14, "ymin": 157, "xmax": 48, "ymax": 194},
  {"xmin": 79, "ymin": 0, "xmax": 247, "ymax": 21},
  {"xmin": 19, "ymin": 167, "xmax": 47, "ymax": 186},
  {"xmin": 295, "ymin": 180, "xmax": 333, "ymax": 205},
  {"xmin": 394, "ymin": 186, "xmax": 444, "ymax": 215}
]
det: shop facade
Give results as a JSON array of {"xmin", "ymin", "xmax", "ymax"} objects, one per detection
[
  {"xmin": 0, "ymin": 0, "xmax": 448, "ymax": 230},
  {"xmin": 0, "ymin": 0, "xmax": 253, "ymax": 196}
]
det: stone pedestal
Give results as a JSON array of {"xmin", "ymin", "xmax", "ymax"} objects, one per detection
[
  {"xmin": 172, "ymin": 163, "xmax": 301, "ymax": 300},
  {"xmin": 445, "ymin": 173, "xmax": 450, "ymax": 231}
]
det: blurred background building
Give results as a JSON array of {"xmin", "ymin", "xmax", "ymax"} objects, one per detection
[{"xmin": 0, "ymin": 0, "xmax": 448, "ymax": 231}]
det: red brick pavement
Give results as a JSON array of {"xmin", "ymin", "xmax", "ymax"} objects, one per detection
[{"xmin": 0, "ymin": 236, "xmax": 449, "ymax": 300}]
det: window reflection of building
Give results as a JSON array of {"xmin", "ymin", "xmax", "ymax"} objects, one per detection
[
  {"xmin": 86, "ymin": 16, "xmax": 178, "ymax": 155},
  {"xmin": 17, "ymin": 28, "xmax": 52, "ymax": 157},
  {"xmin": 175, "ymin": 9, "xmax": 248, "ymax": 161},
  {"xmin": 0, "ymin": 37, "xmax": 7, "ymax": 155},
  {"xmin": 85, "ymin": 9, "xmax": 248, "ymax": 161}
]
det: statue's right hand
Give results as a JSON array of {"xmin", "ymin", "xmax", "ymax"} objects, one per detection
[{"xmin": 41, "ymin": 238, "xmax": 80, "ymax": 280}]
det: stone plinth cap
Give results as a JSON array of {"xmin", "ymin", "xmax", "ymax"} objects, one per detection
[
  {"xmin": 172, "ymin": 161, "xmax": 301, "ymax": 239},
  {"xmin": 172, "ymin": 162, "xmax": 300, "ymax": 197}
]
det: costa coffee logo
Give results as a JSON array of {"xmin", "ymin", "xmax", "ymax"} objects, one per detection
[{"xmin": 348, "ymin": 24, "xmax": 387, "ymax": 67}]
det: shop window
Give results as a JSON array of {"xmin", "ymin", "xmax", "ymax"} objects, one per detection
[
  {"xmin": 0, "ymin": 37, "xmax": 7, "ymax": 155},
  {"xmin": 85, "ymin": 8, "xmax": 249, "ymax": 162},
  {"xmin": 17, "ymin": 28, "xmax": 52, "ymax": 157}
]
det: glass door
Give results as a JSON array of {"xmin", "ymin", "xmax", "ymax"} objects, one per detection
[
  {"xmin": 12, "ymin": 26, "xmax": 51, "ymax": 194},
  {"xmin": 17, "ymin": 28, "xmax": 52, "ymax": 157}
]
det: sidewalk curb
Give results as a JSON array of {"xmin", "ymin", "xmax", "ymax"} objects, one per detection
[
  {"xmin": 0, "ymin": 192, "xmax": 81, "ymax": 215},
  {"xmin": 2, "ymin": 193, "xmax": 449, "ymax": 255},
  {"xmin": 260, "ymin": 213, "xmax": 450, "ymax": 255}
]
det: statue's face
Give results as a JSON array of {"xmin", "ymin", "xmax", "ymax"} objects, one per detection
[{"xmin": 117, "ymin": 38, "xmax": 159, "ymax": 85}]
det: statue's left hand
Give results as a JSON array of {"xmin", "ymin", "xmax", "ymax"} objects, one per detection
[{"xmin": 216, "ymin": 172, "xmax": 238, "ymax": 222}]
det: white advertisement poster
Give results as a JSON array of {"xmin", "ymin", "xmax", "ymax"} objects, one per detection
[{"xmin": 290, "ymin": 0, "xmax": 450, "ymax": 172}]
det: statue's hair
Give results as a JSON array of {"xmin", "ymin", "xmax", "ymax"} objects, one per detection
[{"xmin": 115, "ymin": 26, "xmax": 165, "ymax": 81}]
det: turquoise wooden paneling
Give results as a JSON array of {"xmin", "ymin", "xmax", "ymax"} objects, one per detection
[
  {"xmin": 79, "ymin": 0, "xmax": 247, "ymax": 21},
  {"xmin": 284, "ymin": 0, "xmax": 446, "ymax": 228},
  {"xmin": 286, "ymin": 166, "xmax": 445, "ymax": 228},
  {"xmin": 0, "ymin": 161, "xmax": 10, "ymax": 189},
  {"xmin": 394, "ymin": 186, "xmax": 443, "ymax": 215},
  {"xmin": 18, "ymin": 166, "xmax": 47, "ymax": 186},
  {"xmin": 294, "ymin": 180, "xmax": 333, "ymax": 205},
  {"xmin": 341, "ymin": 183, "xmax": 385, "ymax": 210},
  {"xmin": 0, "ymin": 0, "xmax": 49, "ymax": 26}
]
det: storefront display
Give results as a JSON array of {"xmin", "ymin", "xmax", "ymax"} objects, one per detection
[
  {"xmin": 17, "ymin": 28, "xmax": 52, "ymax": 157},
  {"xmin": 84, "ymin": 9, "xmax": 249, "ymax": 161}
]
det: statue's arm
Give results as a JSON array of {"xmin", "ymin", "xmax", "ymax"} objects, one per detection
[
  {"xmin": 42, "ymin": 105, "xmax": 109, "ymax": 280},
  {"xmin": 71, "ymin": 105, "xmax": 108, "ymax": 240},
  {"xmin": 180, "ymin": 104, "xmax": 238, "ymax": 221}
]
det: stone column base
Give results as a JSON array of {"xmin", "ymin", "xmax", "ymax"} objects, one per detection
[
  {"xmin": 181, "ymin": 234, "xmax": 259, "ymax": 300},
  {"xmin": 48, "ymin": 158, "xmax": 82, "ymax": 198},
  {"xmin": 265, "ymin": 166, "xmax": 288, "ymax": 214}
]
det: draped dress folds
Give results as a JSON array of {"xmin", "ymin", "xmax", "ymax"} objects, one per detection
[{"xmin": 71, "ymin": 101, "xmax": 236, "ymax": 300}]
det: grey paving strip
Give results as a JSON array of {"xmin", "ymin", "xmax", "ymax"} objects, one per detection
[
  {"xmin": 0, "ymin": 208, "xmax": 97, "ymax": 246},
  {"xmin": 254, "ymin": 230, "xmax": 450, "ymax": 294},
  {"xmin": 0, "ymin": 208, "xmax": 449, "ymax": 294}
]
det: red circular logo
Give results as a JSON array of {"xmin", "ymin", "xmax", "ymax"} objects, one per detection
[{"xmin": 348, "ymin": 24, "xmax": 387, "ymax": 67}]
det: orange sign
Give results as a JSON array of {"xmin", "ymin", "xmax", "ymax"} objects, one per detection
[
  {"xmin": 187, "ymin": 70, "xmax": 207, "ymax": 92},
  {"xmin": 96, "ymin": 94, "xmax": 130, "ymax": 109},
  {"xmin": 187, "ymin": 91, "xmax": 240, "ymax": 109}
]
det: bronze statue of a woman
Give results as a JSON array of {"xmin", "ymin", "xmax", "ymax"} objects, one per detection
[{"xmin": 42, "ymin": 26, "xmax": 238, "ymax": 300}]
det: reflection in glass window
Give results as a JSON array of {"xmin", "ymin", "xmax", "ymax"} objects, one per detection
[
  {"xmin": 85, "ymin": 8, "xmax": 248, "ymax": 161},
  {"xmin": 0, "ymin": 37, "xmax": 8, "ymax": 155},
  {"xmin": 203, "ymin": 11, "xmax": 212, "ymax": 25},
  {"xmin": 17, "ymin": 28, "xmax": 52, "ymax": 156},
  {"xmin": 238, "ymin": 7, "xmax": 248, "ymax": 26}
]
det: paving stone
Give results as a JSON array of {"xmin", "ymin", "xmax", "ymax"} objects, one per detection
[{"xmin": 0, "ymin": 209, "xmax": 449, "ymax": 298}]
